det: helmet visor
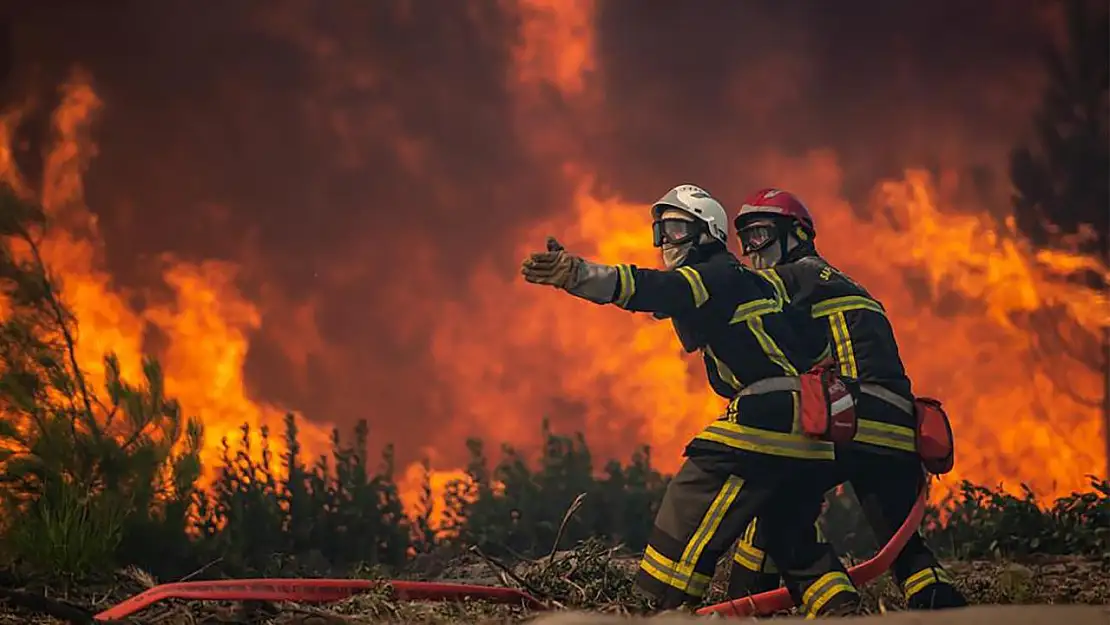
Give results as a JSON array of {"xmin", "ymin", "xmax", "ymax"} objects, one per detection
[
  {"xmin": 738, "ymin": 222, "xmax": 778, "ymax": 255},
  {"xmin": 652, "ymin": 218, "xmax": 700, "ymax": 248}
]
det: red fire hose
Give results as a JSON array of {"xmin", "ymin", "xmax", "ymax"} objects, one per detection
[
  {"xmin": 93, "ymin": 578, "xmax": 547, "ymax": 621},
  {"xmin": 95, "ymin": 489, "xmax": 926, "ymax": 621},
  {"xmin": 696, "ymin": 486, "xmax": 928, "ymax": 617}
]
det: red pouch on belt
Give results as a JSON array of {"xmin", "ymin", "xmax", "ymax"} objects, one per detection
[
  {"xmin": 799, "ymin": 364, "xmax": 859, "ymax": 443},
  {"xmin": 914, "ymin": 397, "xmax": 954, "ymax": 475}
]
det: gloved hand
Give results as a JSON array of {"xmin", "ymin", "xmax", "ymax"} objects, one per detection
[{"xmin": 521, "ymin": 236, "xmax": 582, "ymax": 290}]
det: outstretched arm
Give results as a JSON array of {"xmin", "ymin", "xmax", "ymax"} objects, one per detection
[{"xmin": 520, "ymin": 237, "xmax": 712, "ymax": 318}]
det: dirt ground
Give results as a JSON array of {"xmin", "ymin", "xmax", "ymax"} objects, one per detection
[
  {"xmin": 1, "ymin": 554, "xmax": 1107, "ymax": 624},
  {"xmin": 534, "ymin": 605, "xmax": 1110, "ymax": 625}
]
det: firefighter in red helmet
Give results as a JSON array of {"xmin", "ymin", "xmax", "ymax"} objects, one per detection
[
  {"xmin": 520, "ymin": 185, "xmax": 864, "ymax": 616},
  {"xmin": 728, "ymin": 188, "xmax": 967, "ymax": 610},
  {"xmin": 735, "ymin": 189, "xmax": 817, "ymax": 269}
]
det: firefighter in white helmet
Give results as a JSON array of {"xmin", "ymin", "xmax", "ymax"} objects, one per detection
[{"xmin": 520, "ymin": 185, "xmax": 863, "ymax": 616}]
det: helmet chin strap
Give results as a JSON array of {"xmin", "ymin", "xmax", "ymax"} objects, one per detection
[
  {"xmin": 750, "ymin": 228, "xmax": 799, "ymax": 269},
  {"xmin": 751, "ymin": 245, "xmax": 782, "ymax": 269}
]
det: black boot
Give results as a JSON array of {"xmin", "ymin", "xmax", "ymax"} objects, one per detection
[
  {"xmin": 815, "ymin": 590, "xmax": 865, "ymax": 617},
  {"xmin": 727, "ymin": 567, "xmax": 782, "ymax": 598},
  {"xmin": 906, "ymin": 583, "xmax": 968, "ymax": 610}
]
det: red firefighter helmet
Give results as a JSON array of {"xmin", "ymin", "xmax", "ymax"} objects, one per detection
[{"xmin": 734, "ymin": 188, "xmax": 816, "ymax": 238}]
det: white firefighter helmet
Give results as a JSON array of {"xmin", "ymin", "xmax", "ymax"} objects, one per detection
[{"xmin": 651, "ymin": 184, "xmax": 729, "ymax": 245}]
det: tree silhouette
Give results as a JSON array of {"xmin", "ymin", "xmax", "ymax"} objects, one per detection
[
  {"xmin": 1008, "ymin": 0, "xmax": 1110, "ymax": 477},
  {"xmin": 1010, "ymin": 0, "xmax": 1109, "ymax": 256}
]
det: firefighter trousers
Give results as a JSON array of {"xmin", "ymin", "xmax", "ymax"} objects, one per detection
[
  {"xmin": 727, "ymin": 451, "xmax": 968, "ymax": 610},
  {"xmin": 636, "ymin": 455, "xmax": 861, "ymax": 615}
]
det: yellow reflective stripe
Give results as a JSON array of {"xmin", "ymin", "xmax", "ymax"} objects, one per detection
[
  {"xmin": 827, "ymin": 312, "xmax": 858, "ymax": 378},
  {"xmin": 747, "ymin": 316, "xmax": 798, "ymax": 375},
  {"xmin": 638, "ymin": 477, "xmax": 743, "ymax": 598},
  {"xmin": 902, "ymin": 567, "xmax": 954, "ymax": 599},
  {"xmin": 802, "ymin": 571, "xmax": 856, "ymax": 617},
  {"xmin": 790, "ymin": 386, "xmax": 802, "ymax": 434},
  {"xmin": 811, "ymin": 295, "xmax": 885, "ymax": 318},
  {"xmin": 732, "ymin": 542, "xmax": 767, "ymax": 572},
  {"xmin": 755, "ymin": 269, "xmax": 790, "ymax": 304},
  {"xmin": 729, "ymin": 298, "xmax": 781, "ymax": 324},
  {"xmin": 815, "ymin": 521, "xmax": 826, "ymax": 543},
  {"xmin": 639, "ymin": 547, "xmax": 675, "ymax": 584},
  {"xmin": 681, "ymin": 475, "xmax": 744, "ymax": 566},
  {"xmin": 676, "ymin": 266, "xmax": 710, "ymax": 308},
  {"xmin": 725, "ymin": 399, "xmax": 740, "ymax": 423},
  {"xmin": 743, "ymin": 518, "xmax": 757, "ymax": 542},
  {"xmin": 706, "ymin": 346, "xmax": 742, "ymax": 391},
  {"xmin": 614, "ymin": 264, "xmax": 636, "ymax": 307},
  {"xmin": 695, "ymin": 420, "xmax": 835, "ymax": 460},
  {"xmin": 811, "ymin": 296, "xmax": 886, "ymax": 378},
  {"xmin": 856, "ymin": 419, "xmax": 917, "ymax": 453},
  {"xmin": 736, "ymin": 537, "xmax": 777, "ymax": 573},
  {"xmin": 741, "ymin": 518, "xmax": 777, "ymax": 572},
  {"xmin": 737, "ymin": 539, "xmax": 763, "ymax": 560},
  {"xmin": 639, "ymin": 546, "xmax": 712, "ymax": 597},
  {"xmin": 728, "ymin": 297, "xmax": 799, "ymax": 377}
]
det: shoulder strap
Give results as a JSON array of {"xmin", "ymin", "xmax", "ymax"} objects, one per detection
[{"xmin": 793, "ymin": 255, "xmax": 827, "ymax": 271}]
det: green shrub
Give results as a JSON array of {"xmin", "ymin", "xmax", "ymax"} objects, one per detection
[
  {"xmin": 190, "ymin": 415, "xmax": 411, "ymax": 578},
  {"xmin": 817, "ymin": 476, "xmax": 1110, "ymax": 562},
  {"xmin": 0, "ymin": 186, "xmax": 203, "ymax": 579},
  {"xmin": 925, "ymin": 477, "xmax": 1110, "ymax": 559},
  {"xmin": 2, "ymin": 181, "xmax": 1109, "ymax": 585},
  {"xmin": 441, "ymin": 418, "xmax": 667, "ymax": 558}
]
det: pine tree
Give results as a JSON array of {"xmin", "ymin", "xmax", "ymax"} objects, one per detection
[{"xmin": 0, "ymin": 183, "xmax": 204, "ymax": 577}]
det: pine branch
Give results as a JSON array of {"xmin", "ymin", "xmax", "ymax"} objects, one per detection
[{"xmin": 16, "ymin": 224, "xmax": 99, "ymax": 441}]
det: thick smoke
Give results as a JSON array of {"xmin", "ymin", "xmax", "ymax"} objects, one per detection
[{"xmin": 2, "ymin": 0, "xmax": 1072, "ymax": 468}]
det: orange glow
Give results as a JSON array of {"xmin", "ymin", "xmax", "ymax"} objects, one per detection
[
  {"xmin": 0, "ymin": 73, "xmax": 335, "ymax": 484},
  {"xmin": 2, "ymin": 1, "xmax": 1106, "ymax": 537},
  {"xmin": 420, "ymin": 169, "xmax": 1107, "ymax": 508},
  {"xmin": 398, "ymin": 464, "xmax": 472, "ymax": 528},
  {"xmin": 407, "ymin": 0, "xmax": 1107, "ymax": 520}
]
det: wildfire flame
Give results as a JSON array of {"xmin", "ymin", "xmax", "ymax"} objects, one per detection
[
  {"xmin": 0, "ymin": 73, "xmax": 335, "ymax": 482},
  {"xmin": 2, "ymin": 1, "xmax": 1106, "ymax": 531},
  {"xmin": 405, "ymin": 0, "xmax": 1109, "ymax": 517}
]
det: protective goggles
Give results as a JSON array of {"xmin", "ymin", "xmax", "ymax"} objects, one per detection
[
  {"xmin": 737, "ymin": 221, "xmax": 779, "ymax": 254},
  {"xmin": 652, "ymin": 218, "xmax": 701, "ymax": 247}
]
